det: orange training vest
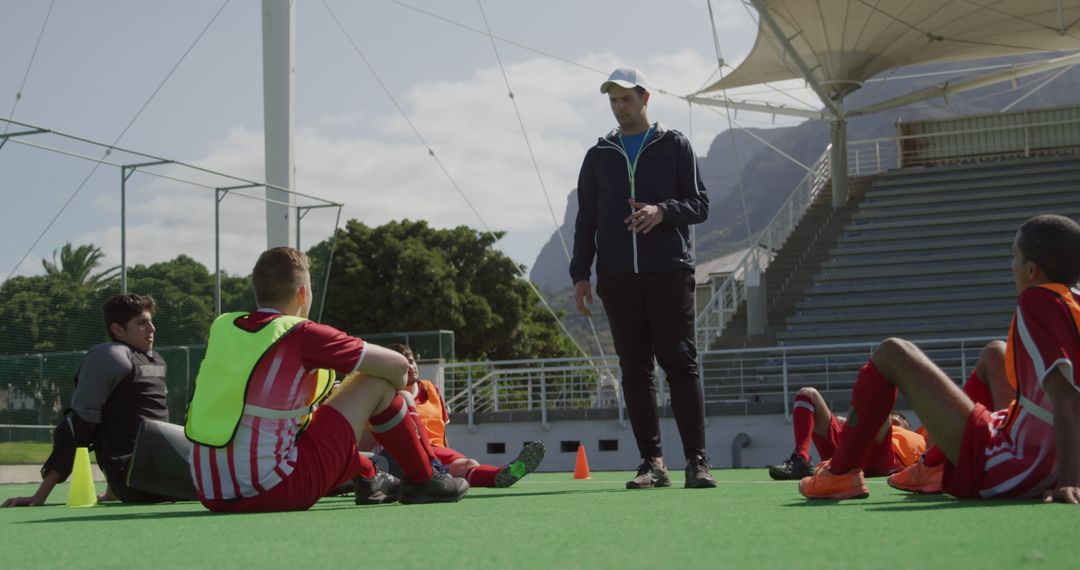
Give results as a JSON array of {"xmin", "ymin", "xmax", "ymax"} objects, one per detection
[{"xmin": 414, "ymin": 380, "xmax": 448, "ymax": 447}]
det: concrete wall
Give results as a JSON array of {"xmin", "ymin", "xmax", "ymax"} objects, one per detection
[{"xmin": 446, "ymin": 410, "xmax": 919, "ymax": 472}]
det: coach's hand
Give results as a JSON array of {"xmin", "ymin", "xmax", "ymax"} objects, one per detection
[
  {"xmin": 574, "ymin": 280, "xmax": 593, "ymax": 317},
  {"xmin": 1043, "ymin": 486, "xmax": 1080, "ymax": 505},
  {"xmin": 1, "ymin": 494, "xmax": 45, "ymax": 507},
  {"xmin": 625, "ymin": 200, "xmax": 664, "ymax": 234}
]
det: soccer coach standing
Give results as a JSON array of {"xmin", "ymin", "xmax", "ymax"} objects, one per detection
[{"xmin": 571, "ymin": 67, "xmax": 715, "ymax": 489}]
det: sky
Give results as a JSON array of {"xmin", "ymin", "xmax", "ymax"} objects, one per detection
[{"xmin": 0, "ymin": 0, "xmax": 813, "ymax": 280}]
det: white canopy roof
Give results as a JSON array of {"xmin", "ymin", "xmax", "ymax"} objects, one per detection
[{"xmin": 705, "ymin": 0, "xmax": 1080, "ymax": 100}]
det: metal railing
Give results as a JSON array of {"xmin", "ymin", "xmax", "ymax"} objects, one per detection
[
  {"xmin": 435, "ymin": 336, "xmax": 1000, "ymax": 424},
  {"xmin": 848, "ymin": 110, "xmax": 1080, "ymax": 175},
  {"xmin": 702, "ymin": 336, "xmax": 1000, "ymax": 419},
  {"xmin": 0, "ymin": 336, "xmax": 1004, "ymax": 440},
  {"xmin": 442, "ymin": 356, "xmax": 622, "ymax": 430},
  {"xmin": 694, "ymin": 145, "xmax": 832, "ymax": 348}
]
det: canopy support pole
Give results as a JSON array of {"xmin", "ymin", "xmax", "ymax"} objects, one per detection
[{"xmin": 830, "ymin": 101, "xmax": 848, "ymax": 208}]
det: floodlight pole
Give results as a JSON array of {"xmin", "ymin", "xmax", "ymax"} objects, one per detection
[
  {"xmin": 262, "ymin": 0, "xmax": 295, "ymax": 249},
  {"xmin": 120, "ymin": 160, "xmax": 172, "ymax": 293}
]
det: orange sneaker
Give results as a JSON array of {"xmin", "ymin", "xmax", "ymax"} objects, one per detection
[
  {"xmin": 887, "ymin": 460, "xmax": 944, "ymax": 494},
  {"xmin": 798, "ymin": 460, "xmax": 869, "ymax": 500}
]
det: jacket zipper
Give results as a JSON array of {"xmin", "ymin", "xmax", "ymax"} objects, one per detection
[{"xmin": 600, "ymin": 127, "xmax": 664, "ymax": 274}]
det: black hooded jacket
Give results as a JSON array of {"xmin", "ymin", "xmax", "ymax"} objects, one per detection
[{"xmin": 570, "ymin": 122, "xmax": 709, "ymax": 284}]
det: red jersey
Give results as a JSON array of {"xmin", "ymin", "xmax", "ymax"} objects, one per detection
[
  {"xmin": 977, "ymin": 285, "xmax": 1080, "ymax": 498},
  {"xmin": 411, "ymin": 379, "xmax": 450, "ymax": 447},
  {"xmin": 190, "ymin": 310, "xmax": 366, "ymax": 500}
]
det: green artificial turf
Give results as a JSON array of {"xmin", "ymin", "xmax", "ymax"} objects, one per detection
[
  {"xmin": 0, "ymin": 442, "xmax": 96, "ymax": 464},
  {"xmin": 2, "ymin": 470, "xmax": 1078, "ymax": 569}
]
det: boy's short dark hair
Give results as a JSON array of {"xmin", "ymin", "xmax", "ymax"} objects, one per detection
[
  {"xmin": 252, "ymin": 247, "xmax": 310, "ymax": 307},
  {"xmin": 1017, "ymin": 215, "xmax": 1080, "ymax": 286},
  {"xmin": 385, "ymin": 343, "xmax": 415, "ymax": 362},
  {"xmin": 103, "ymin": 294, "xmax": 157, "ymax": 339},
  {"xmin": 633, "ymin": 85, "xmax": 647, "ymax": 98}
]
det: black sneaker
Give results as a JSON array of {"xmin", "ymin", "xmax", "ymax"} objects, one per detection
[
  {"xmin": 353, "ymin": 469, "xmax": 401, "ymax": 505},
  {"xmin": 399, "ymin": 468, "xmax": 469, "ymax": 504},
  {"xmin": 685, "ymin": 456, "xmax": 717, "ymax": 489},
  {"xmin": 494, "ymin": 441, "xmax": 546, "ymax": 488},
  {"xmin": 626, "ymin": 460, "xmax": 672, "ymax": 489},
  {"xmin": 768, "ymin": 452, "xmax": 814, "ymax": 481}
]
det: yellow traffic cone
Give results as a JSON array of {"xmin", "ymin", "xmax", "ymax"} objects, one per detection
[{"xmin": 66, "ymin": 447, "xmax": 98, "ymax": 508}]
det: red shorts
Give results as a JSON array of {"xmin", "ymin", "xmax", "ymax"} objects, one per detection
[
  {"xmin": 432, "ymin": 445, "xmax": 467, "ymax": 465},
  {"xmin": 201, "ymin": 406, "xmax": 375, "ymax": 513},
  {"xmin": 943, "ymin": 403, "xmax": 993, "ymax": 499},
  {"xmin": 812, "ymin": 415, "xmax": 899, "ymax": 476}
]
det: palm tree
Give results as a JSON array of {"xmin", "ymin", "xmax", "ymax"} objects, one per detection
[{"xmin": 42, "ymin": 243, "xmax": 119, "ymax": 290}]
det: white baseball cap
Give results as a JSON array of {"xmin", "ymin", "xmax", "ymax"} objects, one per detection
[{"xmin": 600, "ymin": 67, "xmax": 648, "ymax": 94}]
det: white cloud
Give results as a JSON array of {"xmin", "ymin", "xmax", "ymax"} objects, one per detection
[{"xmin": 73, "ymin": 48, "xmax": 789, "ymax": 277}]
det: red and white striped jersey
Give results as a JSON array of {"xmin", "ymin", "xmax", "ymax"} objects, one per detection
[
  {"xmin": 978, "ymin": 285, "xmax": 1080, "ymax": 499},
  {"xmin": 189, "ymin": 310, "xmax": 366, "ymax": 500}
]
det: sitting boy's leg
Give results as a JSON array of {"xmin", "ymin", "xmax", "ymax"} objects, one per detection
[
  {"xmin": 325, "ymin": 351, "xmax": 467, "ymax": 504},
  {"xmin": 872, "ymin": 338, "xmax": 973, "ymax": 464},
  {"xmin": 888, "ymin": 342, "xmax": 1003, "ymax": 494},
  {"xmin": 769, "ymin": 387, "xmax": 827, "ymax": 480},
  {"xmin": 801, "ymin": 338, "xmax": 974, "ymax": 499}
]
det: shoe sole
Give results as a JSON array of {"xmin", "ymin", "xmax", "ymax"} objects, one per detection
[
  {"xmin": 799, "ymin": 485, "xmax": 870, "ymax": 500},
  {"xmin": 399, "ymin": 487, "xmax": 468, "ymax": 505},
  {"xmin": 886, "ymin": 479, "xmax": 943, "ymax": 494},
  {"xmin": 685, "ymin": 479, "xmax": 718, "ymax": 489},
  {"xmin": 768, "ymin": 469, "xmax": 809, "ymax": 481},
  {"xmin": 626, "ymin": 479, "xmax": 673, "ymax": 489},
  {"xmin": 494, "ymin": 442, "xmax": 546, "ymax": 488},
  {"xmin": 355, "ymin": 492, "xmax": 398, "ymax": 506}
]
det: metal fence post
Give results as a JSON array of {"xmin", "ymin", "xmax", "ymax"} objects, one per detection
[
  {"xmin": 467, "ymin": 369, "xmax": 475, "ymax": 432},
  {"xmin": 739, "ymin": 356, "xmax": 745, "ymax": 399},
  {"xmin": 782, "ymin": 349, "xmax": 790, "ymax": 422},
  {"xmin": 493, "ymin": 378, "xmax": 499, "ymax": 412},
  {"xmin": 540, "ymin": 368, "xmax": 548, "ymax": 430},
  {"xmin": 528, "ymin": 377, "xmax": 533, "ymax": 410},
  {"xmin": 960, "ymin": 341, "xmax": 967, "ymax": 384},
  {"xmin": 825, "ymin": 356, "xmax": 830, "ymax": 390}
]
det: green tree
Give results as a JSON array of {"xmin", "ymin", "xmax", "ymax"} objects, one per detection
[
  {"xmin": 42, "ymin": 243, "xmax": 119, "ymax": 290},
  {"xmin": 308, "ymin": 219, "xmax": 575, "ymax": 361},
  {"xmin": 126, "ymin": 255, "xmax": 250, "ymax": 346}
]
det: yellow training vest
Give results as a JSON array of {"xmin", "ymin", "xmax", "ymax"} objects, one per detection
[{"xmin": 185, "ymin": 312, "xmax": 333, "ymax": 447}]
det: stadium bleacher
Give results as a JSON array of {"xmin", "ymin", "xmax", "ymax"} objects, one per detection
[
  {"xmin": 782, "ymin": 155, "xmax": 1080, "ymax": 344},
  {"xmin": 700, "ymin": 154, "xmax": 1080, "ymax": 408}
]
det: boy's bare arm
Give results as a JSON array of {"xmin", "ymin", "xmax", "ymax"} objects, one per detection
[{"xmin": 1044, "ymin": 365, "xmax": 1080, "ymax": 505}]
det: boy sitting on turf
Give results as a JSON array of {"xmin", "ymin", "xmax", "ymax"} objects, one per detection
[
  {"xmin": 799, "ymin": 215, "xmax": 1080, "ymax": 503},
  {"xmin": 2, "ymin": 294, "xmax": 173, "ymax": 507},
  {"xmin": 768, "ymin": 386, "xmax": 925, "ymax": 480},
  {"xmin": 185, "ymin": 247, "xmax": 468, "ymax": 512},
  {"xmin": 382, "ymin": 343, "xmax": 546, "ymax": 488}
]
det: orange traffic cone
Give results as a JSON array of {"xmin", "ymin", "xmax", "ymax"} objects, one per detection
[{"xmin": 573, "ymin": 444, "xmax": 591, "ymax": 480}]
